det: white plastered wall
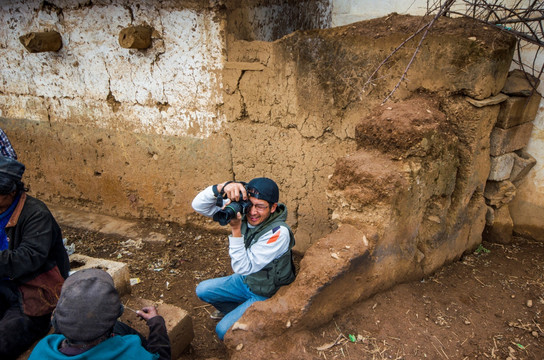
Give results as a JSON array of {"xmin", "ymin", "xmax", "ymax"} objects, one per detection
[{"xmin": 0, "ymin": 1, "xmax": 225, "ymax": 138}]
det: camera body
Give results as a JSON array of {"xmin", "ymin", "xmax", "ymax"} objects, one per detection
[{"xmin": 213, "ymin": 198, "xmax": 252, "ymax": 226}]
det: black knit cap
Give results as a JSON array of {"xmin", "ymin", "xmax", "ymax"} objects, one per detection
[
  {"xmin": 247, "ymin": 177, "xmax": 279, "ymax": 204},
  {"xmin": 54, "ymin": 268, "xmax": 121, "ymax": 342},
  {"xmin": 0, "ymin": 156, "xmax": 24, "ymax": 194},
  {"xmin": 0, "ymin": 156, "xmax": 24, "ymax": 181}
]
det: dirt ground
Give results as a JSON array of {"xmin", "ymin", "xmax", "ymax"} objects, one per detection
[{"xmin": 61, "ymin": 220, "xmax": 544, "ymax": 360}]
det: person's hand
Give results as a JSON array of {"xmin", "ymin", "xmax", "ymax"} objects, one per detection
[
  {"xmin": 229, "ymin": 212, "xmax": 242, "ymax": 237},
  {"xmin": 221, "ymin": 182, "xmax": 247, "ymax": 202},
  {"xmin": 136, "ymin": 306, "xmax": 159, "ymax": 321}
]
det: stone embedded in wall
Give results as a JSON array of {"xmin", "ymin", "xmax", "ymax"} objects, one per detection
[
  {"xmin": 496, "ymin": 93, "xmax": 542, "ymax": 129},
  {"xmin": 501, "ymin": 69, "xmax": 540, "ymax": 97},
  {"xmin": 510, "ymin": 150, "xmax": 536, "ymax": 185},
  {"xmin": 19, "ymin": 31, "xmax": 62, "ymax": 53},
  {"xmin": 483, "ymin": 205, "xmax": 513, "ymax": 244},
  {"xmin": 488, "ymin": 153, "xmax": 516, "ymax": 181},
  {"xmin": 484, "ymin": 180, "xmax": 516, "ymax": 208},
  {"xmin": 489, "ymin": 121, "xmax": 533, "ymax": 156},
  {"xmin": 118, "ymin": 26, "xmax": 153, "ymax": 49},
  {"xmin": 465, "ymin": 93, "xmax": 508, "ymax": 108}
]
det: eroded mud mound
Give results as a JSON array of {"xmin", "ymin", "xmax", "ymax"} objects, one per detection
[{"xmin": 355, "ymin": 96, "xmax": 451, "ymax": 157}]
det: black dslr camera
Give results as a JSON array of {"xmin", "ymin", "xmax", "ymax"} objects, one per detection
[
  {"xmin": 212, "ymin": 182, "xmax": 252, "ymax": 226},
  {"xmin": 213, "ymin": 198, "xmax": 252, "ymax": 226}
]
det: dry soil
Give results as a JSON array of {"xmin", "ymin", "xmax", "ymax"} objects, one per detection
[{"xmin": 62, "ymin": 221, "xmax": 544, "ymax": 360}]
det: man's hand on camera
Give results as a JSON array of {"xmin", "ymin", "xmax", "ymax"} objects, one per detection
[
  {"xmin": 230, "ymin": 212, "xmax": 242, "ymax": 237},
  {"xmin": 221, "ymin": 181, "xmax": 247, "ymax": 202}
]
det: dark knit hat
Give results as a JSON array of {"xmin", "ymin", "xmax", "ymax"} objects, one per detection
[
  {"xmin": 54, "ymin": 268, "xmax": 121, "ymax": 342},
  {"xmin": 247, "ymin": 177, "xmax": 279, "ymax": 204},
  {"xmin": 0, "ymin": 156, "xmax": 24, "ymax": 181}
]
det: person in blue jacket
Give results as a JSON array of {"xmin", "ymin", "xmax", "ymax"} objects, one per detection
[{"xmin": 29, "ymin": 268, "xmax": 171, "ymax": 360}]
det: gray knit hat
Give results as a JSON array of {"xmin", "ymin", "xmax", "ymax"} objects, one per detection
[{"xmin": 54, "ymin": 268, "xmax": 121, "ymax": 342}]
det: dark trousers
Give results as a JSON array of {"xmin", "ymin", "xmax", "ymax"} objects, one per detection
[{"xmin": 0, "ymin": 282, "xmax": 51, "ymax": 360}]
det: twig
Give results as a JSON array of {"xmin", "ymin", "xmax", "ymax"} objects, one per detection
[
  {"xmin": 474, "ymin": 276, "xmax": 488, "ymax": 286},
  {"xmin": 360, "ymin": 24, "xmax": 428, "ymax": 96},
  {"xmin": 382, "ymin": 0, "xmax": 457, "ymax": 104},
  {"xmin": 193, "ymin": 304, "xmax": 212, "ymax": 309}
]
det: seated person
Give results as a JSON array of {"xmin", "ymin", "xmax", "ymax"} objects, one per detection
[
  {"xmin": 29, "ymin": 268, "xmax": 171, "ymax": 360},
  {"xmin": 0, "ymin": 155, "xmax": 69, "ymax": 359}
]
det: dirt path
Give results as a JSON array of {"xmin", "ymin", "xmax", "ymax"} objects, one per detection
[{"xmin": 60, "ymin": 218, "xmax": 544, "ymax": 360}]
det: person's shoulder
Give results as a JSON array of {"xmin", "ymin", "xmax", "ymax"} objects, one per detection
[
  {"xmin": 28, "ymin": 334, "xmax": 65, "ymax": 359},
  {"xmin": 22, "ymin": 194, "xmax": 47, "ymax": 208}
]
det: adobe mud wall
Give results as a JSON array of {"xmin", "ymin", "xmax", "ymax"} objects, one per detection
[
  {"xmin": 2, "ymin": 2, "xmax": 522, "ymax": 357},
  {"xmin": 0, "ymin": 0, "xmax": 331, "ymax": 245},
  {"xmin": 221, "ymin": 15, "xmax": 516, "ymax": 359}
]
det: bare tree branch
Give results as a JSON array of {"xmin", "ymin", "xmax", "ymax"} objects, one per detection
[{"xmin": 381, "ymin": 0, "xmax": 457, "ymax": 104}]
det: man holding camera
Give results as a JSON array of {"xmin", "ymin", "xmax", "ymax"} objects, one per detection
[{"xmin": 192, "ymin": 177, "xmax": 295, "ymax": 340}]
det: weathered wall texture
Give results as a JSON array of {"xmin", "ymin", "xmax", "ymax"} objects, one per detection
[
  {"xmin": 0, "ymin": 0, "xmax": 335, "ymax": 249},
  {"xmin": 331, "ymin": 0, "xmax": 544, "ymax": 244},
  {"xmin": 0, "ymin": 0, "xmax": 235, "ymax": 224},
  {"xmin": 226, "ymin": 0, "xmax": 331, "ymax": 42},
  {"xmin": 1, "ymin": 0, "xmax": 225, "ymax": 137},
  {"xmin": 222, "ymin": 15, "xmax": 516, "ymax": 359}
]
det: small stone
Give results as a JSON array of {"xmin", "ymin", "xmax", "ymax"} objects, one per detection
[
  {"xmin": 511, "ymin": 294, "xmax": 516, "ymax": 299},
  {"xmin": 464, "ymin": 319, "xmax": 471, "ymax": 325},
  {"xmin": 527, "ymin": 299, "xmax": 533, "ymax": 307},
  {"xmin": 236, "ymin": 343, "xmax": 244, "ymax": 351},
  {"xmin": 532, "ymin": 331, "xmax": 538, "ymax": 338}
]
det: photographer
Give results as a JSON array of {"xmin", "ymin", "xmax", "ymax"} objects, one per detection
[{"xmin": 192, "ymin": 177, "xmax": 295, "ymax": 340}]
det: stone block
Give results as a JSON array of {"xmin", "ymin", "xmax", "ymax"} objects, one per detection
[
  {"xmin": 483, "ymin": 205, "xmax": 513, "ymax": 244},
  {"xmin": 510, "ymin": 150, "xmax": 536, "ymax": 185},
  {"xmin": 496, "ymin": 93, "xmax": 542, "ymax": 129},
  {"xmin": 484, "ymin": 180, "xmax": 516, "ymax": 208},
  {"xmin": 501, "ymin": 69, "xmax": 540, "ymax": 97},
  {"xmin": 69, "ymin": 254, "xmax": 131, "ymax": 296},
  {"xmin": 120, "ymin": 296, "xmax": 194, "ymax": 359},
  {"xmin": 489, "ymin": 122, "xmax": 533, "ymax": 156},
  {"xmin": 488, "ymin": 153, "xmax": 515, "ymax": 181}
]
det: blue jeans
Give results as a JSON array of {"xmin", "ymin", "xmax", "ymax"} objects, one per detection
[{"xmin": 195, "ymin": 273, "xmax": 268, "ymax": 340}]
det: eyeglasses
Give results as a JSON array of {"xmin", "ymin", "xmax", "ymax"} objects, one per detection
[{"xmin": 250, "ymin": 203, "xmax": 269, "ymax": 211}]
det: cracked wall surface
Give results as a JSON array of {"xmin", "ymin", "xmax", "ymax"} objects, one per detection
[
  {"xmin": 0, "ymin": 0, "xmax": 225, "ymax": 137},
  {"xmin": 0, "ymin": 0, "xmax": 334, "ymax": 249}
]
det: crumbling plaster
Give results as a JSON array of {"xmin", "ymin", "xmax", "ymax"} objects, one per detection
[
  {"xmin": 0, "ymin": 0, "xmax": 225, "ymax": 137},
  {"xmin": 0, "ymin": 0, "xmax": 336, "ymax": 251}
]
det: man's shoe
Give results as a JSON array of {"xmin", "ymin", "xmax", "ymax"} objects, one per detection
[{"xmin": 210, "ymin": 309, "xmax": 225, "ymax": 320}]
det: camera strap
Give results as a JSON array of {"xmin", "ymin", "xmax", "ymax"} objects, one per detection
[{"xmin": 214, "ymin": 181, "xmax": 234, "ymax": 207}]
